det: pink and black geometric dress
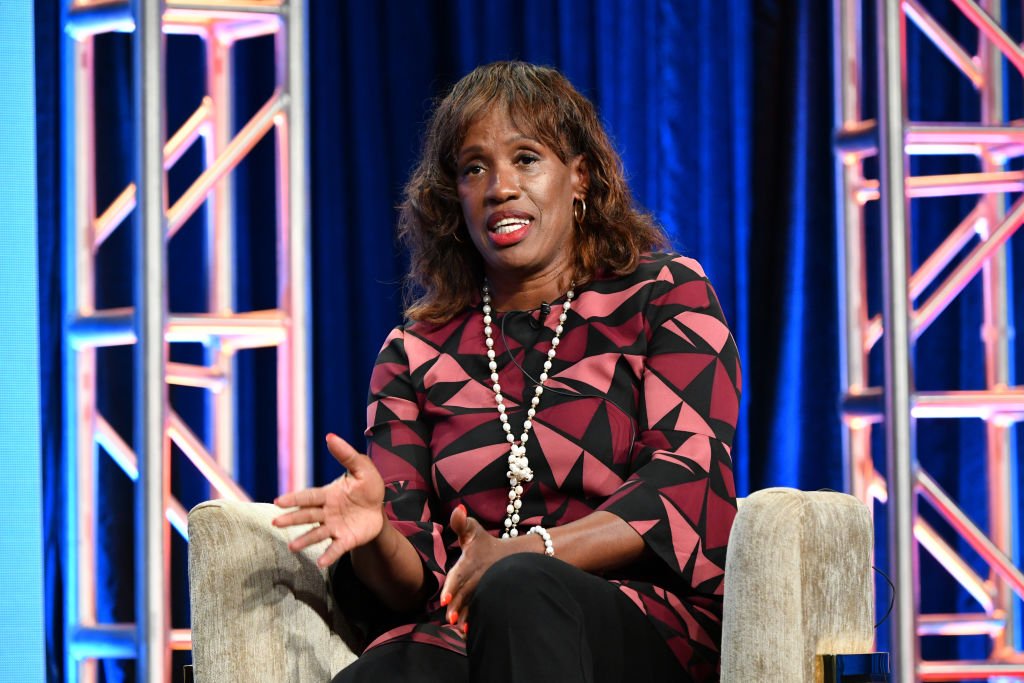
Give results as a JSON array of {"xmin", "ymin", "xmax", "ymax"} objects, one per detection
[{"xmin": 344, "ymin": 252, "xmax": 741, "ymax": 680}]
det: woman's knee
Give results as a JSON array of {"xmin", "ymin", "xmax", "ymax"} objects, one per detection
[
  {"xmin": 332, "ymin": 642, "xmax": 465, "ymax": 683},
  {"xmin": 471, "ymin": 553, "xmax": 564, "ymax": 618},
  {"xmin": 477, "ymin": 552, "xmax": 553, "ymax": 591}
]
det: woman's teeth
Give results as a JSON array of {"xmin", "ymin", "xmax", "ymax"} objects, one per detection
[{"xmin": 492, "ymin": 218, "xmax": 530, "ymax": 234}]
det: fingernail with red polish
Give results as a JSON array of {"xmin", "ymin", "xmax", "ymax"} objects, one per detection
[
  {"xmin": 448, "ymin": 611, "xmax": 458, "ymax": 625},
  {"xmin": 456, "ymin": 504, "xmax": 466, "ymax": 515},
  {"xmin": 440, "ymin": 593, "xmax": 451, "ymax": 607},
  {"xmin": 462, "ymin": 622, "xmax": 469, "ymax": 635}
]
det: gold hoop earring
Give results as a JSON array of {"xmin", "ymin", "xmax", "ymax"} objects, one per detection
[{"xmin": 573, "ymin": 197, "xmax": 587, "ymax": 229}]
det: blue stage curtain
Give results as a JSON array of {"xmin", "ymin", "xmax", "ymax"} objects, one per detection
[
  {"xmin": 34, "ymin": 2, "xmax": 63, "ymax": 680},
  {"xmin": 34, "ymin": 0, "xmax": 1023, "ymax": 679},
  {"xmin": 307, "ymin": 0, "xmax": 767, "ymax": 499}
]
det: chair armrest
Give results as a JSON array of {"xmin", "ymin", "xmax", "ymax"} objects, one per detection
[
  {"xmin": 720, "ymin": 488, "xmax": 875, "ymax": 683},
  {"xmin": 188, "ymin": 500, "xmax": 358, "ymax": 682}
]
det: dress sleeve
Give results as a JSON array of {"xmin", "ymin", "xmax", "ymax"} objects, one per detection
[
  {"xmin": 364, "ymin": 326, "xmax": 448, "ymax": 602},
  {"xmin": 598, "ymin": 259, "xmax": 741, "ymax": 599}
]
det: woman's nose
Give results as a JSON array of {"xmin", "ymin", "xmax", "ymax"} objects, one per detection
[{"xmin": 486, "ymin": 166, "xmax": 520, "ymax": 202}]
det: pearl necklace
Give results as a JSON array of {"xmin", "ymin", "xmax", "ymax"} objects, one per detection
[{"xmin": 481, "ymin": 283, "xmax": 575, "ymax": 538}]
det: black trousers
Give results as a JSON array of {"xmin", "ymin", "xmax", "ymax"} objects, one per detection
[{"xmin": 333, "ymin": 553, "xmax": 689, "ymax": 683}]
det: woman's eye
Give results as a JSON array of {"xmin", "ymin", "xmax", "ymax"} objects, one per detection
[
  {"xmin": 517, "ymin": 154, "xmax": 540, "ymax": 166},
  {"xmin": 461, "ymin": 164, "xmax": 484, "ymax": 177}
]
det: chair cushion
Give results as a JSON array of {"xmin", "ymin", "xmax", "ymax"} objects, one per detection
[{"xmin": 720, "ymin": 488, "xmax": 875, "ymax": 683}]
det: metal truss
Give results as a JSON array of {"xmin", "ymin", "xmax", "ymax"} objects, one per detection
[
  {"xmin": 834, "ymin": 0, "xmax": 1023, "ymax": 681},
  {"xmin": 60, "ymin": 1, "xmax": 309, "ymax": 680}
]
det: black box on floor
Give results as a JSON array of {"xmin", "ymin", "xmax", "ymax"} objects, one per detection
[{"xmin": 821, "ymin": 653, "xmax": 890, "ymax": 682}]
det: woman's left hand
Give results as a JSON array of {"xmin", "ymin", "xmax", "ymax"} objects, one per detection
[{"xmin": 440, "ymin": 505, "xmax": 520, "ymax": 633}]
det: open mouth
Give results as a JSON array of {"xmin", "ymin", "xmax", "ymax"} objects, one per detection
[{"xmin": 491, "ymin": 217, "xmax": 532, "ymax": 234}]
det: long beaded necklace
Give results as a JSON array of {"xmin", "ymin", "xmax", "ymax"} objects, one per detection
[{"xmin": 481, "ymin": 282, "xmax": 575, "ymax": 538}]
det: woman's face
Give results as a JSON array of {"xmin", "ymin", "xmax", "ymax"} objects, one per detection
[{"xmin": 456, "ymin": 108, "xmax": 586, "ymax": 284}]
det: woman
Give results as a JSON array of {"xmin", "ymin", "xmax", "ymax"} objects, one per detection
[{"xmin": 274, "ymin": 61, "xmax": 741, "ymax": 683}]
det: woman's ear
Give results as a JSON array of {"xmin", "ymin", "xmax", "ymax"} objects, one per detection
[{"xmin": 572, "ymin": 155, "xmax": 589, "ymax": 198}]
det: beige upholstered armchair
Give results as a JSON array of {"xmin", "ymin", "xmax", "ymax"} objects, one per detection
[{"xmin": 187, "ymin": 487, "xmax": 876, "ymax": 682}]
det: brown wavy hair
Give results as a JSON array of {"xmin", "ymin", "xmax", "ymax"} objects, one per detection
[{"xmin": 399, "ymin": 61, "xmax": 668, "ymax": 323}]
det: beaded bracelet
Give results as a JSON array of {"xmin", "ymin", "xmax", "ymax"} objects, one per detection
[{"xmin": 527, "ymin": 525, "xmax": 555, "ymax": 557}]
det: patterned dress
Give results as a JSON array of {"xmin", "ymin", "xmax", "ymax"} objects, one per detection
[{"xmin": 352, "ymin": 252, "xmax": 741, "ymax": 679}]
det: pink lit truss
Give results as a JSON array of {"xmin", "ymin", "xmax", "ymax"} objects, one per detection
[
  {"xmin": 60, "ymin": 1, "xmax": 309, "ymax": 681},
  {"xmin": 834, "ymin": 1, "xmax": 1023, "ymax": 681}
]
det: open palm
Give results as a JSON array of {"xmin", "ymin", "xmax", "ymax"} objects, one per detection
[{"xmin": 273, "ymin": 433, "xmax": 386, "ymax": 567}]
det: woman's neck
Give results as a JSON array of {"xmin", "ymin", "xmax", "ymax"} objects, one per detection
[{"xmin": 484, "ymin": 269, "xmax": 573, "ymax": 312}]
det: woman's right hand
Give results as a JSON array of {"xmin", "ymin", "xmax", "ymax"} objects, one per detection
[{"xmin": 273, "ymin": 433, "xmax": 386, "ymax": 568}]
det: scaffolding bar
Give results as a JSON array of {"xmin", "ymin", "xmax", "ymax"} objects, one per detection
[
  {"xmin": 168, "ymin": 498, "xmax": 189, "ymax": 540},
  {"xmin": 169, "ymin": 628, "xmax": 192, "ymax": 651},
  {"xmin": 917, "ymin": 614, "xmax": 1004, "ymax": 637},
  {"xmin": 68, "ymin": 624, "xmax": 137, "ymax": 660},
  {"xmin": 205, "ymin": 27, "xmax": 237, "ymax": 484},
  {"xmin": 863, "ymin": 193, "xmax": 1024, "ymax": 350},
  {"xmin": 95, "ymin": 414, "xmax": 192, "ymax": 540},
  {"xmin": 92, "ymin": 96, "xmax": 213, "ymax": 250},
  {"xmin": 166, "ymin": 310, "xmax": 288, "ymax": 342},
  {"xmin": 914, "ymin": 519, "xmax": 994, "ymax": 612},
  {"xmin": 836, "ymin": 120, "xmax": 1024, "ymax": 160},
  {"xmin": 132, "ymin": 0, "xmax": 170, "ymax": 681},
  {"xmin": 68, "ymin": 308, "xmax": 135, "ymax": 349},
  {"xmin": 913, "ymin": 191, "xmax": 1024, "ymax": 345},
  {"xmin": 907, "ymin": 170, "xmax": 1024, "ymax": 196},
  {"xmin": 65, "ymin": 4, "xmax": 135, "ymax": 39},
  {"xmin": 166, "ymin": 361, "xmax": 227, "ymax": 390},
  {"xmin": 908, "ymin": 202, "xmax": 985, "ymax": 301},
  {"xmin": 168, "ymin": 410, "xmax": 251, "ymax": 502},
  {"xmin": 164, "ymin": 96, "xmax": 212, "ymax": 169},
  {"xmin": 919, "ymin": 661, "xmax": 1024, "ymax": 680},
  {"xmin": 211, "ymin": 17, "xmax": 280, "ymax": 41},
  {"xmin": 916, "ymin": 469, "xmax": 1024, "ymax": 599},
  {"xmin": 95, "ymin": 413, "xmax": 138, "ymax": 480},
  {"xmin": 93, "ymin": 185, "xmax": 137, "ymax": 249},
  {"xmin": 909, "ymin": 123, "xmax": 1024, "ymax": 147},
  {"xmin": 834, "ymin": 120, "xmax": 879, "ymax": 157},
  {"xmin": 902, "ymin": 0, "xmax": 982, "ymax": 87},
  {"xmin": 977, "ymin": 6, "xmax": 1021, "ymax": 651},
  {"xmin": 279, "ymin": 0, "xmax": 311, "ymax": 495},
  {"xmin": 912, "ymin": 391, "xmax": 1024, "ymax": 420},
  {"xmin": 60, "ymin": 14, "xmax": 97, "ymax": 681},
  {"xmin": 876, "ymin": 3, "xmax": 920, "ymax": 682},
  {"xmin": 832, "ymin": 0, "xmax": 870, "ymax": 501},
  {"xmin": 167, "ymin": 0, "xmax": 284, "ymax": 13},
  {"xmin": 948, "ymin": 0, "xmax": 1024, "ymax": 75},
  {"xmin": 70, "ymin": 308, "xmax": 288, "ymax": 348},
  {"xmin": 857, "ymin": 171, "xmax": 1024, "ymax": 202},
  {"xmin": 167, "ymin": 89, "xmax": 286, "ymax": 237},
  {"xmin": 842, "ymin": 388, "xmax": 1024, "ymax": 421},
  {"xmin": 163, "ymin": 14, "xmax": 279, "ymax": 39},
  {"xmin": 62, "ymin": 0, "xmax": 310, "ymax": 675}
]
